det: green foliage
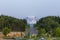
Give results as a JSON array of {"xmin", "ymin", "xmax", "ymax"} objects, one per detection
[
  {"xmin": 40, "ymin": 28, "xmax": 46, "ymax": 34},
  {"xmin": 54, "ymin": 27, "xmax": 60, "ymax": 37},
  {"xmin": 0, "ymin": 15, "xmax": 27, "ymax": 31},
  {"xmin": 38, "ymin": 28, "xmax": 46, "ymax": 37},
  {"xmin": 25, "ymin": 24, "xmax": 30, "ymax": 28},
  {"xmin": 35, "ymin": 16, "xmax": 60, "ymax": 37},
  {"xmin": 2, "ymin": 27, "xmax": 11, "ymax": 36}
]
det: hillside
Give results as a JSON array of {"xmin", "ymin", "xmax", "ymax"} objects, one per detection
[{"xmin": 0, "ymin": 15, "xmax": 27, "ymax": 31}]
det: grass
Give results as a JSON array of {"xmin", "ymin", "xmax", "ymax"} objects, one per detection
[
  {"xmin": 0, "ymin": 37, "xmax": 60, "ymax": 40},
  {"xmin": 1, "ymin": 37, "xmax": 60, "ymax": 40},
  {"xmin": 15, "ymin": 37, "xmax": 60, "ymax": 40}
]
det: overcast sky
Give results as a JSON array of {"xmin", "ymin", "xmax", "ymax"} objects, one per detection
[{"xmin": 0, "ymin": 0, "xmax": 60, "ymax": 19}]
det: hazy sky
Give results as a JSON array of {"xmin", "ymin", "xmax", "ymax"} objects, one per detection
[{"xmin": 0, "ymin": 0, "xmax": 60, "ymax": 19}]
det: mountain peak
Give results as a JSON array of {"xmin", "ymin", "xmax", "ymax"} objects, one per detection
[{"xmin": 26, "ymin": 16, "xmax": 37, "ymax": 24}]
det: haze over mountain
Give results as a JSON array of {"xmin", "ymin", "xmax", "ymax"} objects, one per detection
[
  {"xmin": 26, "ymin": 16, "xmax": 37, "ymax": 24},
  {"xmin": 0, "ymin": 0, "xmax": 60, "ymax": 19}
]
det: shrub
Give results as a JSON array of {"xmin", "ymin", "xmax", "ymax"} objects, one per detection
[
  {"xmin": 2, "ymin": 27, "xmax": 11, "ymax": 36},
  {"xmin": 54, "ymin": 27, "xmax": 60, "ymax": 37}
]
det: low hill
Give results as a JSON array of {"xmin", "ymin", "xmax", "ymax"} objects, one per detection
[{"xmin": 0, "ymin": 15, "xmax": 27, "ymax": 32}]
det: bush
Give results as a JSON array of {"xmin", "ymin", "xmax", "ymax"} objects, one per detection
[
  {"xmin": 38, "ymin": 28, "xmax": 46, "ymax": 37},
  {"xmin": 2, "ymin": 27, "xmax": 11, "ymax": 36},
  {"xmin": 54, "ymin": 27, "xmax": 60, "ymax": 37}
]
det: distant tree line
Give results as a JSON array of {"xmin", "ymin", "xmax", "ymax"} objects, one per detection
[
  {"xmin": 0, "ymin": 15, "xmax": 60, "ymax": 37},
  {"xmin": 34, "ymin": 16, "xmax": 60, "ymax": 37},
  {"xmin": 0, "ymin": 15, "xmax": 27, "ymax": 32}
]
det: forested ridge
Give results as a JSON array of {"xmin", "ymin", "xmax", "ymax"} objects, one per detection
[
  {"xmin": 35, "ymin": 16, "xmax": 60, "ymax": 37},
  {"xmin": 0, "ymin": 15, "xmax": 27, "ymax": 31},
  {"xmin": 0, "ymin": 15, "xmax": 60, "ymax": 37}
]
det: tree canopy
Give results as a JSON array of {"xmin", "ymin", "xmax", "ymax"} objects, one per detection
[
  {"xmin": 35, "ymin": 16, "xmax": 60, "ymax": 37},
  {"xmin": 0, "ymin": 15, "xmax": 27, "ymax": 32}
]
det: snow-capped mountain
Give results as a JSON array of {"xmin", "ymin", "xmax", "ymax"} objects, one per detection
[{"xmin": 26, "ymin": 16, "xmax": 37, "ymax": 24}]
